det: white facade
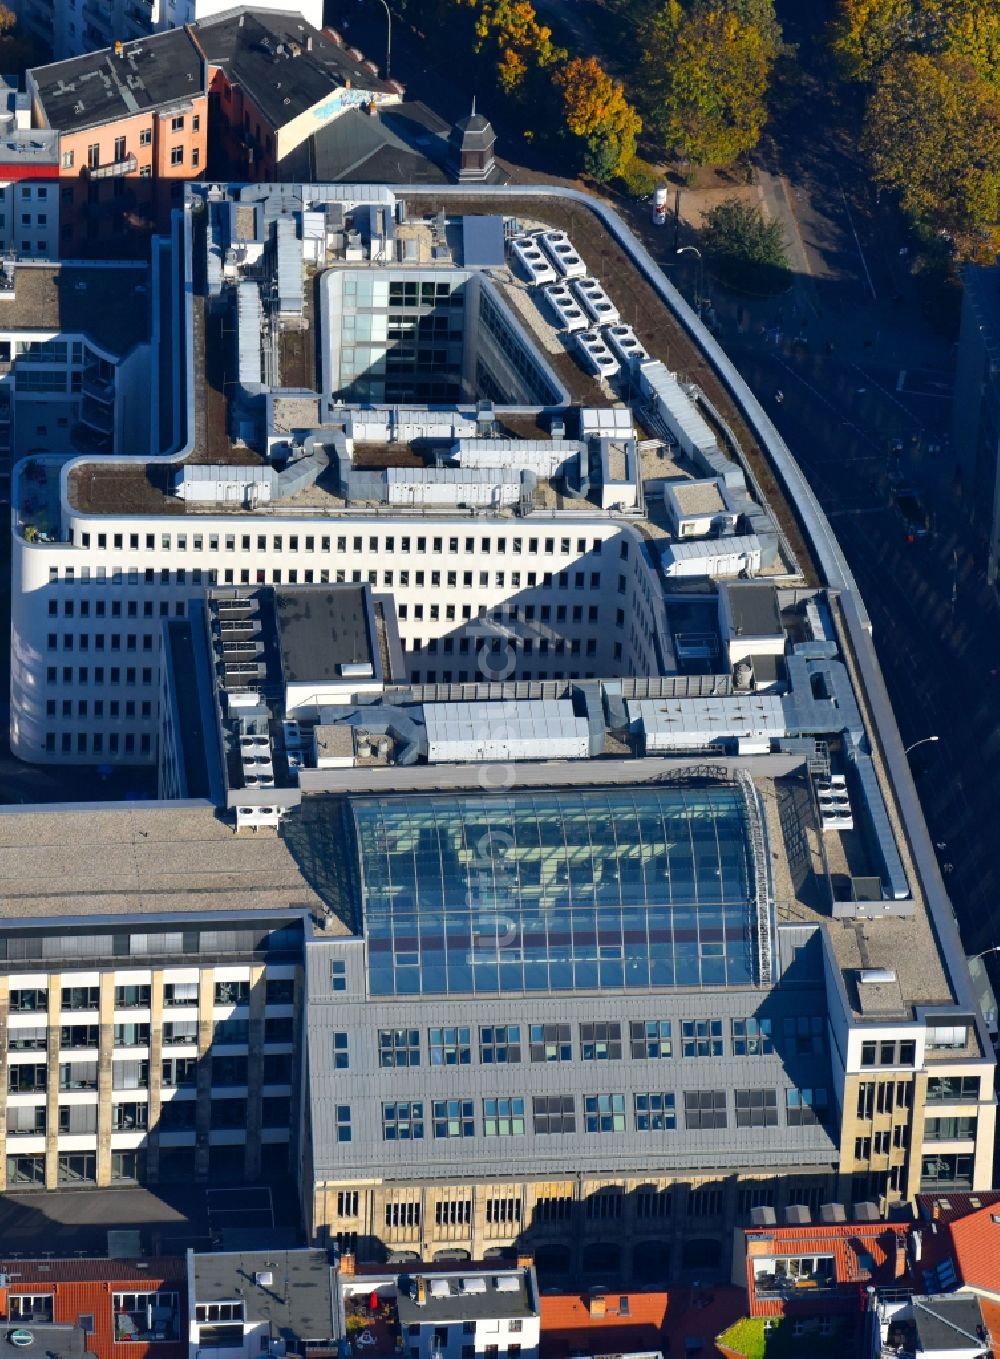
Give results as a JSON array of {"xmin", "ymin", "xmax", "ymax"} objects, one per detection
[
  {"xmin": 0, "ymin": 180, "xmax": 59, "ymax": 260},
  {"xmin": 11, "ymin": 504, "xmax": 670, "ymax": 763}
]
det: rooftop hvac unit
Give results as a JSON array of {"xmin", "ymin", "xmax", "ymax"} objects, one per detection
[{"xmin": 255, "ymin": 1271, "xmax": 274, "ymax": 1287}]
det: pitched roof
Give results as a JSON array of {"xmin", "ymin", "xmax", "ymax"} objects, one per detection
[
  {"xmin": 948, "ymin": 1204, "xmax": 1000, "ymax": 1297},
  {"xmin": 0, "ymin": 1257, "xmax": 186, "ymax": 1283},
  {"xmin": 30, "ymin": 28, "xmax": 205, "ymax": 132},
  {"xmin": 196, "ymin": 8, "xmax": 392, "ymax": 130}
]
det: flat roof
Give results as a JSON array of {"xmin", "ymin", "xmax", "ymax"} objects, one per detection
[
  {"xmin": 0, "ymin": 263, "xmax": 150, "ymax": 356},
  {"xmin": 721, "ymin": 581, "xmax": 784, "ymax": 637},
  {"xmin": 0, "ymin": 804, "xmax": 345, "ymax": 928},
  {"xmin": 30, "ymin": 27, "xmax": 205, "ymax": 132},
  {"xmin": 192, "ymin": 1249, "xmax": 334, "ymax": 1341},
  {"xmin": 197, "ymin": 8, "xmax": 393, "ymax": 130},
  {"xmin": 395, "ymin": 1271, "xmax": 535, "ymax": 1324},
  {"xmin": 275, "ymin": 584, "xmax": 375, "ymax": 683}
]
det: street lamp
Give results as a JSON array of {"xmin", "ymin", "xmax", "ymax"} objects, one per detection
[
  {"xmin": 903, "ymin": 735, "xmax": 939, "ymax": 756},
  {"xmin": 676, "ymin": 245, "xmax": 704, "ymax": 315},
  {"xmin": 359, "ymin": 0, "xmax": 391, "ymax": 80}
]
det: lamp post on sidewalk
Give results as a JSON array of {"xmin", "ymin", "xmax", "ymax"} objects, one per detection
[
  {"xmin": 676, "ymin": 245, "xmax": 704, "ymax": 315},
  {"xmin": 903, "ymin": 735, "xmax": 939, "ymax": 756}
]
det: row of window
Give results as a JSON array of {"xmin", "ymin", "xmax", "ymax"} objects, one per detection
[
  {"xmin": 11, "ymin": 979, "xmax": 292, "ymax": 1012},
  {"xmin": 370, "ymin": 1180, "xmax": 831, "ymax": 1229},
  {"xmin": 370, "ymin": 1017, "xmax": 815, "ymax": 1068},
  {"xmin": 8, "ymin": 1150, "xmax": 143, "ymax": 1187},
  {"xmin": 75, "ymin": 530, "xmax": 616, "ymax": 558},
  {"xmin": 7, "ymin": 1095, "xmax": 291, "ymax": 1135},
  {"xmin": 378, "ymin": 1088, "xmax": 827, "ymax": 1141}
]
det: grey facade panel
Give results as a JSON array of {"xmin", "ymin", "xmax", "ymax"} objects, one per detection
[{"xmin": 305, "ymin": 938, "xmax": 837, "ymax": 1181}]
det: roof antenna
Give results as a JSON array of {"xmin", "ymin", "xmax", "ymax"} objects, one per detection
[{"xmin": 471, "ymin": 96, "xmax": 476, "ymax": 117}]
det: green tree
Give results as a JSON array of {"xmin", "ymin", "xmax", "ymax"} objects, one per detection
[
  {"xmin": 701, "ymin": 196, "xmax": 791, "ymax": 291},
  {"xmin": 553, "ymin": 56, "xmax": 642, "ymax": 180},
  {"xmin": 862, "ymin": 50, "xmax": 1000, "ymax": 259},
  {"xmin": 830, "ymin": 0, "xmax": 1000, "ymax": 82},
  {"xmin": 642, "ymin": 1, "xmax": 777, "ymax": 166},
  {"xmin": 470, "ymin": 0, "xmax": 563, "ymax": 94}
]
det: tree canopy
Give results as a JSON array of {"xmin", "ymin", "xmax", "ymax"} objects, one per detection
[
  {"xmin": 831, "ymin": 0, "xmax": 1000, "ymax": 82},
  {"xmin": 642, "ymin": 0, "xmax": 780, "ymax": 166},
  {"xmin": 553, "ymin": 56, "xmax": 642, "ymax": 180},
  {"xmin": 861, "ymin": 50, "xmax": 1000, "ymax": 258},
  {"xmin": 701, "ymin": 196, "xmax": 791, "ymax": 291}
]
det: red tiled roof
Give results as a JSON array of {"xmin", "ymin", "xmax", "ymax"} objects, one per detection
[
  {"xmin": 976, "ymin": 1297, "xmax": 1000, "ymax": 1358},
  {"xmin": 540, "ymin": 1287, "xmax": 745, "ymax": 1359},
  {"xmin": 948, "ymin": 1204, "xmax": 1000, "ymax": 1296}
]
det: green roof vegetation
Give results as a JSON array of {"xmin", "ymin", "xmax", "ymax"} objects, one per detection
[{"xmin": 718, "ymin": 1316, "xmax": 849, "ymax": 1359}]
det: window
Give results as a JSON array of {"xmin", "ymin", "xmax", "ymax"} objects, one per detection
[
  {"xmin": 687, "ymin": 1186, "xmax": 723, "ymax": 1216},
  {"xmin": 926, "ymin": 1023, "xmax": 969, "ymax": 1051},
  {"xmin": 332, "ymin": 1032, "xmax": 349, "ymax": 1069},
  {"xmin": 925, "ymin": 1115, "xmax": 977, "ymax": 1141},
  {"xmin": 196, "ymin": 1304, "xmax": 245, "ymax": 1324},
  {"xmin": 432, "ymin": 1099, "xmax": 474, "ymax": 1138},
  {"xmin": 335, "ymin": 1105, "xmax": 352, "ymax": 1143},
  {"xmin": 732, "ymin": 1018, "xmax": 772, "ymax": 1056},
  {"xmin": 429, "ymin": 1027, "xmax": 471, "ymax": 1066},
  {"xmin": 214, "ymin": 980, "xmax": 250, "ymax": 1005},
  {"xmin": 113, "ymin": 1293, "xmax": 178, "ymax": 1342},
  {"xmin": 784, "ymin": 1015, "xmax": 825, "ymax": 1054},
  {"xmin": 630, "ymin": 1020, "xmax": 672, "ymax": 1059},
  {"xmin": 170, "ymin": 147, "xmax": 183, "ymax": 167},
  {"xmin": 482, "ymin": 1097, "xmax": 525, "ymax": 1137},
  {"xmin": 684, "ymin": 1090, "xmax": 727, "ymax": 1130},
  {"xmin": 486, "ymin": 1197, "xmax": 521, "ymax": 1225},
  {"xmin": 584, "ymin": 1093, "xmax": 626, "ymax": 1132},
  {"xmin": 682, "ymin": 1019, "xmax": 723, "ymax": 1058},
  {"xmin": 8, "ymin": 1297, "xmax": 53, "ymax": 1322},
  {"xmin": 337, "ymin": 1191, "xmax": 359, "ymax": 1218},
  {"xmin": 170, "ymin": 115, "xmax": 184, "ymax": 131},
  {"xmin": 480, "ymin": 1025, "xmax": 520, "ymax": 1063},
  {"xmin": 114, "ymin": 136, "xmax": 126, "ymax": 161},
  {"xmin": 62, "ymin": 149, "xmax": 74, "ymax": 168},
  {"xmin": 635, "ymin": 1092, "xmax": 676, "ymax": 1136},
  {"xmin": 382, "ymin": 1102, "xmax": 423, "ymax": 1140},
  {"xmin": 115, "ymin": 985, "xmax": 150, "ymax": 1008},
  {"xmin": 927, "ymin": 1075, "xmax": 979, "ymax": 1102},
  {"xmin": 139, "ymin": 128, "xmax": 151, "ymax": 146},
  {"xmin": 529, "ymin": 1023, "xmax": 571, "ymax": 1062},
  {"xmin": 580, "ymin": 1021, "xmax": 622, "ymax": 1060},
  {"xmin": 435, "ymin": 1200, "xmax": 471, "ymax": 1227},
  {"xmin": 384, "ymin": 1200, "xmax": 420, "ymax": 1229},
  {"xmin": 532, "ymin": 1095, "xmax": 575, "ymax": 1134},
  {"xmin": 330, "ymin": 960, "xmax": 346, "ymax": 991},
  {"xmin": 920, "ymin": 1153, "xmax": 974, "ymax": 1189},
  {"xmin": 786, "ymin": 1088, "xmax": 828, "ymax": 1126},
  {"xmin": 191, "ymin": 148, "xmax": 200, "ymax": 168},
  {"xmin": 586, "ymin": 1188, "xmax": 624, "ymax": 1219},
  {"xmin": 379, "ymin": 1029, "xmax": 420, "ymax": 1068},
  {"xmin": 62, "ymin": 985, "xmax": 99, "ymax": 1010},
  {"xmin": 735, "ymin": 1088, "xmax": 778, "ymax": 1128}
]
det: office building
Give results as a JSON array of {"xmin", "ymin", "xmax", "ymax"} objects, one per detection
[{"xmin": 0, "ymin": 180, "xmax": 991, "ymax": 1289}]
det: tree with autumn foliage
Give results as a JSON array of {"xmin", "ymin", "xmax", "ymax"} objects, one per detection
[
  {"xmin": 467, "ymin": 0, "xmax": 563, "ymax": 94},
  {"xmin": 552, "ymin": 56, "xmax": 642, "ymax": 180},
  {"xmin": 831, "ymin": 0, "xmax": 1000, "ymax": 83},
  {"xmin": 862, "ymin": 51, "xmax": 1000, "ymax": 259},
  {"xmin": 641, "ymin": 0, "xmax": 780, "ymax": 165}
]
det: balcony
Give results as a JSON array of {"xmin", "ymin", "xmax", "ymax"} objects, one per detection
[
  {"xmin": 84, "ymin": 153, "xmax": 137, "ymax": 180},
  {"xmin": 78, "ymin": 397, "xmax": 114, "ymax": 436},
  {"xmin": 82, "ymin": 366, "xmax": 114, "ymax": 403}
]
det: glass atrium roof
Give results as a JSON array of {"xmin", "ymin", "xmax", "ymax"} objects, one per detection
[{"xmin": 353, "ymin": 785, "xmax": 763, "ymax": 996}]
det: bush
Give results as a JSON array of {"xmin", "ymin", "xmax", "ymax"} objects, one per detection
[{"xmin": 614, "ymin": 155, "xmax": 658, "ymax": 199}]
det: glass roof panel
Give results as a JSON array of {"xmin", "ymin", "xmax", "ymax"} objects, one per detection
[{"xmin": 353, "ymin": 784, "xmax": 763, "ymax": 996}]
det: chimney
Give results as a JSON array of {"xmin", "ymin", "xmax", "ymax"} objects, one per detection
[
  {"xmin": 587, "ymin": 1295, "xmax": 606, "ymax": 1318},
  {"xmin": 516, "ymin": 1254, "xmax": 533, "ymax": 1270},
  {"xmin": 306, "ymin": 34, "xmax": 313, "ymax": 49},
  {"xmin": 339, "ymin": 1252, "xmax": 356, "ymax": 1278},
  {"xmin": 932, "ymin": 1200, "xmax": 942, "ymax": 1221},
  {"xmin": 239, "ymin": 12, "xmax": 244, "ymax": 24},
  {"xmin": 894, "ymin": 1237, "xmax": 906, "ymax": 1280}
]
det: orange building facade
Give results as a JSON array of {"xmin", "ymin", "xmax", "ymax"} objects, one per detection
[{"xmin": 0, "ymin": 1258, "xmax": 187, "ymax": 1359}]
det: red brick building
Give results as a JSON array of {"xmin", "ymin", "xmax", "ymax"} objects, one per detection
[{"xmin": 0, "ymin": 1258, "xmax": 187, "ymax": 1359}]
